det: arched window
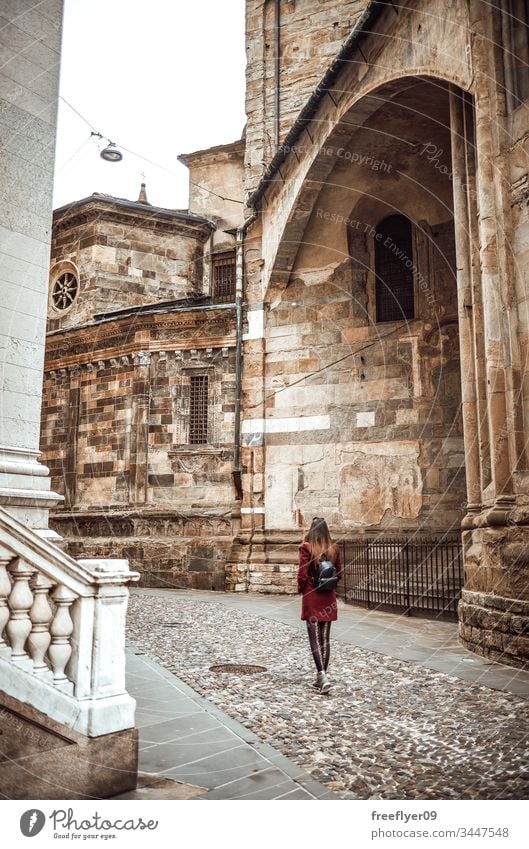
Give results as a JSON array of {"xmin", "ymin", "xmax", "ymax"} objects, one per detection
[{"xmin": 375, "ymin": 214, "xmax": 415, "ymax": 322}]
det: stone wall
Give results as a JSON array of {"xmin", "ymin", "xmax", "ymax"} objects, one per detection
[
  {"xmin": 180, "ymin": 139, "xmax": 245, "ymax": 236},
  {"xmin": 41, "ymin": 310, "xmax": 238, "ymax": 589},
  {"xmin": 53, "ymin": 511, "xmax": 232, "ymax": 591},
  {"xmin": 179, "ymin": 139, "xmax": 245, "ymax": 294},
  {"xmin": 261, "ymin": 221, "xmax": 462, "ymax": 534},
  {"xmin": 48, "ymin": 197, "xmax": 213, "ymax": 331},
  {"xmin": 245, "ymin": 0, "xmax": 369, "ymax": 192}
]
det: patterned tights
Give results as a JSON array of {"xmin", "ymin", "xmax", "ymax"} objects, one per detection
[{"xmin": 306, "ymin": 620, "xmax": 331, "ymax": 672}]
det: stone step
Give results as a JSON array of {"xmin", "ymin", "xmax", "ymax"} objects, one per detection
[{"xmin": 0, "ymin": 691, "xmax": 138, "ymax": 800}]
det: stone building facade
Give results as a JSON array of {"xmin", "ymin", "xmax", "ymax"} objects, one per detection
[
  {"xmin": 41, "ymin": 0, "xmax": 529, "ymax": 667},
  {"xmin": 41, "ymin": 146, "xmax": 244, "ymax": 588},
  {"xmin": 229, "ymin": 0, "xmax": 529, "ymax": 669}
]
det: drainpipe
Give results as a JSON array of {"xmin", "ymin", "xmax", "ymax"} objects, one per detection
[
  {"xmin": 232, "ymin": 212, "xmax": 258, "ymax": 500},
  {"xmin": 274, "ymin": 0, "xmax": 281, "ymax": 147}
]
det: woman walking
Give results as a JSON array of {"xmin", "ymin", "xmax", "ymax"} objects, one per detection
[{"xmin": 298, "ymin": 517, "xmax": 342, "ymax": 694}]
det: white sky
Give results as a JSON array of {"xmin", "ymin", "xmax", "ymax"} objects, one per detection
[{"xmin": 53, "ymin": 0, "xmax": 247, "ymax": 211}]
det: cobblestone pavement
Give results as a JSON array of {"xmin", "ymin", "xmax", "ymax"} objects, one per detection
[{"xmin": 127, "ymin": 592, "xmax": 529, "ymax": 800}]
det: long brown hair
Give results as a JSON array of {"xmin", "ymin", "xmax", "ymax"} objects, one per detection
[{"xmin": 303, "ymin": 517, "xmax": 337, "ymax": 579}]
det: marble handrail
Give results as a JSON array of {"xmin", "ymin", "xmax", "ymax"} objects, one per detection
[{"xmin": 0, "ymin": 506, "xmax": 140, "ymax": 736}]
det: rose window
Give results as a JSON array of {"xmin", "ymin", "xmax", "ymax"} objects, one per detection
[{"xmin": 52, "ymin": 272, "xmax": 79, "ymax": 311}]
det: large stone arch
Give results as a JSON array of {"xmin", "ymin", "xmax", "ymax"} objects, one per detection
[
  {"xmin": 264, "ymin": 72, "xmax": 472, "ymax": 304},
  {"xmin": 257, "ymin": 72, "xmax": 468, "ymax": 533}
]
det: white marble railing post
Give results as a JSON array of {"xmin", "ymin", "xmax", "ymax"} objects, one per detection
[
  {"xmin": 49, "ymin": 584, "xmax": 77, "ymax": 693},
  {"xmin": 28, "ymin": 572, "xmax": 54, "ymax": 680},
  {"xmin": 78, "ymin": 560, "xmax": 130, "ymax": 698},
  {"xmin": 67, "ymin": 595, "xmax": 95, "ymax": 700},
  {"xmin": 0, "ymin": 546, "xmax": 13, "ymax": 657},
  {"xmin": 6, "ymin": 558, "xmax": 35, "ymax": 668}
]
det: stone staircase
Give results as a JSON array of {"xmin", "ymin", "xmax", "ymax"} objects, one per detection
[{"xmin": 0, "ymin": 506, "xmax": 140, "ymax": 799}]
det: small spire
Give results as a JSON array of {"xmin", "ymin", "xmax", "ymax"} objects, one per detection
[{"xmin": 137, "ymin": 180, "xmax": 149, "ymax": 204}]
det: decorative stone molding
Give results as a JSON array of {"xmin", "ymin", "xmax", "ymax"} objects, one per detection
[
  {"xmin": 44, "ymin": 325, "xmax": 236, "ymax": 374},
  {"xmin": 132, "ymin": 351, "xmax": 151, "ymax": 367},
  {"xmin": 52, "ymin": 196, "xmax": 214, "ymax": 240},
  {"xmin": 168, "ymin": 445, "xmax": 233, "ymax": 475},
  {"xmin": 0, "ymin": 446, "xmax": 63, "ymax": 528}
]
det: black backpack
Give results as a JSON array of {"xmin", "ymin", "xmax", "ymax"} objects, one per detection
[{"xmin": 313, "ymin": 554, "xmax": 339, "ymax": 593}]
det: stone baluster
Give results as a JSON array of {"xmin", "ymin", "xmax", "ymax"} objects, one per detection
[
  {"xmin": 28, "ymin": 573, "xmax": 55, "ymax": 681},
  {"xmin": 49, "ymin": 584, "xmax": 77, "ymax": 693},
  {"xmin": 0, "ymin": 547, "xmax": 13, "ymax": 658},
  {"xmin": 6, "ymin": 558, "xmax": 36, "ymax": 669}
]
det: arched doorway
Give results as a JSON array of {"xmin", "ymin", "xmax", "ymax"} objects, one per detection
[{"xmin": 261, "ymin": 76, "xmax": 475, "ymax": 616}]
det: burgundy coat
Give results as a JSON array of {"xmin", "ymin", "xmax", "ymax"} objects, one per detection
[{"xmin": 298, "ymin": 542, "xmax": 342, "ymax": 622}]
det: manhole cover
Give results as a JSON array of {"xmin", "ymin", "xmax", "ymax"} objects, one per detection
[{"xmin": 209, "ymin": 663, "xmax": 267, "ymax": 675}]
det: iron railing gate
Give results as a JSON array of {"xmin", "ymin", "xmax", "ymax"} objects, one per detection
[{"xmin": 340, "ymin": 533, "xmax": 464, "ymax": 620}]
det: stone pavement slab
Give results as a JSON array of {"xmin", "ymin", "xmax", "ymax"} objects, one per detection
[{"xmin": 119, "ymin": 646, "xmax": 335, "ymax": 801}]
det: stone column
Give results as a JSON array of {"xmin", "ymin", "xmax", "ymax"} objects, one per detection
[
  {"xmin": 449, "ymin": 86, "xmax": 482, "ymax": 518},
  {"xmin": 129, "ymin": 352, "xmax": 151, "ymax": 505},
  {"xmin": 0, "ymin": 0, "xmax": 64, "ymax": 529},
  {"xmin": 471, "ymin": 2, "xmax": 515, "ymax": 514},
  {"xmin": 458, "ymin": 2, "xmax": 529, "ymax": 669},
  {"xmin": 462, "ymin": 96, "xmax": 492, "ymax": 497},
  {"xmin": 64, "ymin": 371, "xmax": 81, "ymax": 509}
]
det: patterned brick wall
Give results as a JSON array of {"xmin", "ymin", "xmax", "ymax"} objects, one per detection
[{"xmin": 41, "ymin": 312, "xmax": 238, "ymax": 588}]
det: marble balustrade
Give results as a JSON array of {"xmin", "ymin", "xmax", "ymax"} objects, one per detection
[{"xmin": 0, "ymin": 506, "xmax": 139, "ymax": 736}]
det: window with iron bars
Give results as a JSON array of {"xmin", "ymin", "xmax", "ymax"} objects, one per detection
[
  {"xmin": 375, "ymin": 214, "xmax": 415, "ymax": 323},
  {"xmin": 189, "ymin": 374, "xmax": 209, "ymax": 444},
  {"xmin": 212, "ymin": 253, "xmax": 236, "ymax": 303}
]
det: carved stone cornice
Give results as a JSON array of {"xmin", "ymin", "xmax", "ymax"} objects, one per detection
[
  {"xmin": 45, "ymin": 339, "xmax": 235, "ymax": 374},
  {"xmin": 53, "ymin": 196, "xmax": 214, "ymax": 241},
  {"xmin": 44, "ymin": 309, "xmax": 236, "ymax": 372},
  {"xmin": 47, "ymin": 310, "xmax": 234, "ymax": 347}
]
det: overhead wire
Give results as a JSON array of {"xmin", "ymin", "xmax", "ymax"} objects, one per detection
[
  {"xmin": 56, "ymin": 136, "xmax": 92, "ymax": 172},
  {"xmin": 58, "ymin": 96, "xmax": 244, "ymax": 205}
]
